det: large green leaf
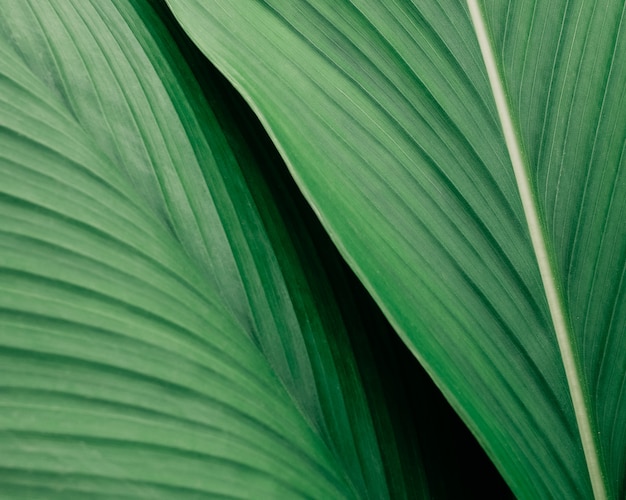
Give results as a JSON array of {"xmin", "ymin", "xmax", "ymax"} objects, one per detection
[
  {"xmin": 0, "ymin": 0, "xmax": 481, "ymax": 497},
  {"xmin": 165, "ymin": 1, "xmax": 626, "ymax": 498}
]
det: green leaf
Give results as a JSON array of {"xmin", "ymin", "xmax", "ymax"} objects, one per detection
[
  {"xmin": 0, "ymin": 0, "xmax": 469, "ymax": 497},
  {"xmin": 165, "ymin": 1, "xmax": 626, "ymax": 498}
]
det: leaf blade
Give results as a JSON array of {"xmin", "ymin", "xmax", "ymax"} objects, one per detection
[
  {"xmin": 165, "ymin": 0, "xmax": 626, "ymax": 497},
  {"xmin": 0, "ymin": 0, "xmax": 449, "ymax": 496},
  {"xmin": 468, "ymin": 1, "xmax": 607, "ymax": 497}
]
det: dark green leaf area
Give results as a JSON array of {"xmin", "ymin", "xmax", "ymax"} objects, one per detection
[
  {"xmin": 163, "ymin": 0, "xmax": 626, "ymax": 498},
  {"xmin": 0, "ymin": 0, "xmax": 510, "ymax": 498},
  {"xmin": 160, "ymin": 6, "xmax": 514, "ymax": 496},
  {"xmin": 0, "ymin": 0, "xmax": 376, "ymax": 497}
]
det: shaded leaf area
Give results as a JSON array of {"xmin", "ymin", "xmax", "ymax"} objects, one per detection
[
  {"xmin": 210, "ymin": 66, "xmax": 513, "ymax": 500},
  {"xmin": 0, "ymin": 0, "xmax": 515, "ymax": 497},
  {"xmin": 0, "ymin": 0, "xmax": 437, "ymax": 497},
  {"xmin": 158, "ymin": 4, "xmax": 514, "ymax": 496},
  {"xmin": 165, "ymin": 0, "xmax": 626, "ymax": 498}
]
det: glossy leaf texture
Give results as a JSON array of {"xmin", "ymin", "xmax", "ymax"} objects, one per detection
[
  {"xmin": 0, "ymin": 0, "xmax": 470, "ymax": 497},
  {"xmin": 165, "ymin": 0, "xmax": 626, "ymax": 498}
]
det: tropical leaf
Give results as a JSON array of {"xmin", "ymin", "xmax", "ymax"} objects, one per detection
[
  {"xmin": 0, "ymin": 0, "xmax": 487, "ymax": 497},
  {"xmin": 165, "ymin": 1, "xmax": 626, "ymax": 498}
]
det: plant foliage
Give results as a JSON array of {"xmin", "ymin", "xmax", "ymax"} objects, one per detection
[{"xmin": 1, "ymin": 0, "xmax": 625, "ymax": 498}]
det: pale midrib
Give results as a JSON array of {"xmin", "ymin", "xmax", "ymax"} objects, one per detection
[{"xmin": 466, "ymin": 1, "xmax": 607, "ymax": 499}]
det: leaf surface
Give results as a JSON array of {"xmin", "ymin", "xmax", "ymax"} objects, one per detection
[
  {"xmin": 0, "ymin": 0, "xmax": 455, "ymax": 497},
  {"xmin": 165, "ymin": 0, "xmax": 626, "ymax": 497}
]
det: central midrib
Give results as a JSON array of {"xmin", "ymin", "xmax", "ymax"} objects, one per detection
[{"xmin": 466, "ymin": 1, "xmax": 607, "ymax": 499}]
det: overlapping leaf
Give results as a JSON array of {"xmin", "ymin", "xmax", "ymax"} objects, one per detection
[
  {"xmin": 0, "ymin": 0, "xmax": 461, "ymax": 497},
  {"xmin": 165, "ymin": 1, "xmax": 626, "ymax": 498}
]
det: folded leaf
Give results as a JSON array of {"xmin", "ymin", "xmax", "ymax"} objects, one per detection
[{"xmin": 165, "ymin": 0, "xmax": 626, "ymax": 498}]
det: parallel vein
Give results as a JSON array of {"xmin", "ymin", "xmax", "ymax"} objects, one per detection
[{"xmin": 467, "ymin": 1, "xmax": 607, "ymax": 498}]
